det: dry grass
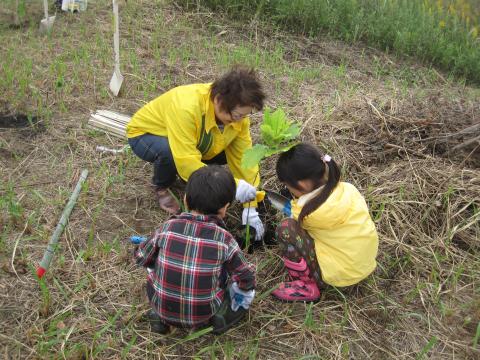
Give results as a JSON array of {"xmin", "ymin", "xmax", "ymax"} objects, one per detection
[{"xmin": 0, "ymin": 0, "xmax": 479, "ymax": 359}]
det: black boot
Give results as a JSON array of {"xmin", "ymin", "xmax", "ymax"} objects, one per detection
[
  {"xmin": 210, "ymin": 296, "xmax": 247, "ymax": 335},
  {"xmin": 147, "ymin": 309, "xmax": 170, "ymax": 334}
]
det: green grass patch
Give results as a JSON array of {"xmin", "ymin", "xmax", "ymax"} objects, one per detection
[{"xmin": 183, "ymin": 0, "xmax": 480, "ymax": 84}]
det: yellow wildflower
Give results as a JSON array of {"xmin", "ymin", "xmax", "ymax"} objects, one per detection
[
  {"xmin": 448, "ymin": 4, "xmax": 456, "ymax": 15},
  {"xmin": 471, "ymin": 26, "xmax": 478, "ymax": 38},
  {"xmin": 436, "ymin": 0, "xmax": 442, "ymax": 11}
]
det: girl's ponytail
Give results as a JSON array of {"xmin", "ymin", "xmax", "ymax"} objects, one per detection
[{"xmin": 298, "ymin": 156, "xmax": 341, "ymax": 224}]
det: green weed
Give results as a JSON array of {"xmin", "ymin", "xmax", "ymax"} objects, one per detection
[
  {"xmin": 120, "ymin": 331, "xmax": 138, "ymax": 359},
  {"xmin": 186, "ymin": 0, "xmax": 480, "ymax": 84},
  {"xmin": 0, "ymin": 183, "xmax": 24, "ymax": 224},
  {"xmin": 91, "ymin": 309, "xmax": 124, "ymax": 357},
  {"xmin": 416, "ymin": 336, "xmax": 438, "ymax": 359},
  {"xmin": 473, "ymin": 322, "xmax": 480, "ymax": 348}
]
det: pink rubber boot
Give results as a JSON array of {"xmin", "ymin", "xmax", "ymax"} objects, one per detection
[
  {"xmin": 283, "ymin": 257, "xmax": 311, "ymax": 281},
  {"xmin": 272, "ymin": 257, "xmax": 321, "ymax": 302}
]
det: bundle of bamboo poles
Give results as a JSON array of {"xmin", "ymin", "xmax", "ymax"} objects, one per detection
[{"xmin": 88, "ymin": 110, "xmax": 131, "ymax": 138}]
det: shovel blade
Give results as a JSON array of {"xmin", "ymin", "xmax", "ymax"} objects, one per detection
[
  {"xmin": 109, "ymin": 70, "xmax": 124, "ymax": 97},
  {"xmin": 265, "ymin": 190, "xmax": 292, "ymax": 216},
  {"xmin": 39, "ymin": 15, "xmax": 56, "ymax": 33}
]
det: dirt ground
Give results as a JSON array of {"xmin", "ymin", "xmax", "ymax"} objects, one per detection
[{"xmin": 0, "ymin": 1, "xmax": 479, "ymax": 359}]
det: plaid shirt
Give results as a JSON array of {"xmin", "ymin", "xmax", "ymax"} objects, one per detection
[{"xmin": 135, "ymin": 213, "xmax": 255, "ymax": 327}]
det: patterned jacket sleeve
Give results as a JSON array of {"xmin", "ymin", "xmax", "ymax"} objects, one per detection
[
  {"xmin": 224, "ymin": 235, "xmax": 256, "ymax": 291},
  {"xmin": 134, "ymin": 230, "xmax": 160, "ymax": 268}
]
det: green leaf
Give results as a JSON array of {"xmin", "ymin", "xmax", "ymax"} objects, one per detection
[
  {"xmin": 264, "ymin": 143, "xmax": 298, "ymax": 157},
  {"xmin": 241, "ymin": 144, "xmax": 269, "ymax": 169},
  {"xmin": 260, "ymin": 108, "xmax": 300, "ymax": 147},
  {"xmin": 183, "ymin": 326, "xmax": 213, "ymax": 341},
  {"xmin": 241, "ymin": 107, "xmax": 300, "ymax": 169}
]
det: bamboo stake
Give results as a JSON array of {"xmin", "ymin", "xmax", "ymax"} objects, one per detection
[
  {"xmin": 96, "ymin": 110, "xmax": 131, "ymax": 124},
  {"xmin": 89, "ymin": 115, "xmax": 126, "ymax": 129},
  {"xmin": 36, "ymin": 169, "xmax": 89, "ymax": 279},
  {"xmin": 87, "ymin": 110, "xmax": 131, "ymax": 138}
]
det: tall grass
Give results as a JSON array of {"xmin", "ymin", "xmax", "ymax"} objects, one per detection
[{"xmin": 182, "ymin": 0, "xmax": 480, "ymax": 84}]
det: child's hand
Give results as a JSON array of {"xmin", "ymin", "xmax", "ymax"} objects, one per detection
[
  {"xmin": 229, "ymin": 282, "xmax": 255, "ymax": 311},
  {"xmin": 130, "ymin": 235, "xmax": 147, "ymax": 244}
]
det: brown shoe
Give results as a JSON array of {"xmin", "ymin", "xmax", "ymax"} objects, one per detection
[{"xmin": 155, "ymin": 187, "xmax": 181, "ymax": 214}]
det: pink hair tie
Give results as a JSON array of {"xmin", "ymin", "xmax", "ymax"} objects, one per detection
[{"xmin": 322, "ymin": 154, "xmax": 332, "ymax": 162}]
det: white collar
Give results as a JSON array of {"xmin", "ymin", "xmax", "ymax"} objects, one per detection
[{"xmin": 296, "ymin": 185, "xmax": 325, "ymax": 207}]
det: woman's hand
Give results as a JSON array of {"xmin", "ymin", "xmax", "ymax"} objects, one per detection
[
  {"xmin": 242, "ymin": 207, "xmax": 264, "ymax": 241},
  {"xmin": 235, "ymin": 180, "xmax": 257, "ymax": 203}
]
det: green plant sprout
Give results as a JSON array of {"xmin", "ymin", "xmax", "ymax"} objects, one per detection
[
  {"xmin": 240, "ymin": 108, "xmax": 300, "ymax": 249},
  {"xmin": 242, "ymin": 107, "xmax": 300, "ymax": 169}
]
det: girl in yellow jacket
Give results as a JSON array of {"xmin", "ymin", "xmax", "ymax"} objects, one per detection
[
  {"xmin": 271, "ymin": 143, "xmax": 378, "ymax": 302},
  {"xmin": 127, "ymin": 67, "xmax": 266, "ymax": 240}
]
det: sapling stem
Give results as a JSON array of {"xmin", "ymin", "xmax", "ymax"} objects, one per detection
[{"xmin": 244, "ymin": 172, "xmax": 259, "ymax": 251}]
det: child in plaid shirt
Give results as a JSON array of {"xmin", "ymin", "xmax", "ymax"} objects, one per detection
[{"xmin": 135, "ymin": 165, "xmax": 256, "ymax": 334}]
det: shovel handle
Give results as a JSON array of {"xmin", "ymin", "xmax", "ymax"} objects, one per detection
[
  {"xmin": 43, "ymin": 0, "xmax": 49, "ymax": 19},
  {"xmin": 113, "ymin": 0, "xmax": 120, "ymax": 72}
]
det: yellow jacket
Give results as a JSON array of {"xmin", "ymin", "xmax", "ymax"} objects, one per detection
[
  {"xmin": 126, "ymin": 83, "xmax": 260, "ymax": 191},
  {"xmin": 291, "ymin": 182, "xmax": 378, "ymax": 287}
]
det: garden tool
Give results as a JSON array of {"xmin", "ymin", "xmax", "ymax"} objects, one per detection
[
  {"xmin": 40, "ymin": 0, "xmax": 56, "ymax": 33},
  {"xmin": 61, "ymin": 0, "xmax": 88, "ymax": 12},
  {"xmin": 96, "ymin": 145, "xmax": 129, "ymax": 154},
  {"xmin": 264, "ymin": 190, "xmax": 292, "ymax": 216},
  {"xmin": 109, "ymin": 0, "xmax": 123, "ymax": 96},
  {"xmin": 14, "ymin": 0, "xmax": 20, "ymax": 26}
]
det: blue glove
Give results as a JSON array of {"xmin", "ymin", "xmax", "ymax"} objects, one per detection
[
  {"xmin": 130, "ymin": 235, "xmax": 147, "ymax": 244},
  {"xmin": 229, "ymin": 282, "xmax": 255, "ymax": 311},
  {"xmin": 283, "ymin": 201, "xmax": 292, "ymax": 217}
]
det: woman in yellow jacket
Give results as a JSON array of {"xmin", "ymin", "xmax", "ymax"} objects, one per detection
[
  {"xmin": 126, "ymin": 67, "xmax": 266, "ymax": 240},
  {"xmin": 271, "ymin": 143, "xmax": 378, "ymax": 301}
]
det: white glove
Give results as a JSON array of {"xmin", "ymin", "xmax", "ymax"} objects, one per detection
[
  {"xmin": 242, "ymin": 207, "xmax": 264, "ymax": 241},
  {"xmin": 235, "ymin": 180, "xmax": 257, "ymax": 203},
  {"xmin": 229, "ymin": 282, "xmax": 255, "ymax": 311}
]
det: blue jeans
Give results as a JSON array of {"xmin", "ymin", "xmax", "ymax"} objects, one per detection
[{"xmin": 128, "ymin": 134, "xmax": 227, "ymax": 187}]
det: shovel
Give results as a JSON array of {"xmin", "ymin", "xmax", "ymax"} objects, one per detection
[
  {"xmin": 109, "ymin": 0, "xmax": 123, "ymax": 96},
  {"xmin": 14, "ymin": 0, "xmax": 20, "ymax": 26},
  {"xmin": 39, "ymin": 0, "xmax": 56, "ymax": 33},
  {"xmin": 265, "ymin": 190, "xmax": 292, "ymax": 216}
]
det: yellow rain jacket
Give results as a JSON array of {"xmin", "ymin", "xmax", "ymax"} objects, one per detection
[
  {"xmin": 126, "ymin": 83, "xmax": 260, "ymax": 198},
  {"xmin": 291, "ymin": 182, "xmax": 378, "ymax": 287}
]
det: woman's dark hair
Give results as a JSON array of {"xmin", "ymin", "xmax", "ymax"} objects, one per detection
[
  {"xmin": 276, "ymin": 143, "xmax": 341, "ymax": 224},
  {"xmin": 210, "ymin": 66, "xmax": 265, "ymax": 112},
  {"xmin": 186, "ymin": 165, "xmax": 236, "ymax": 215}
]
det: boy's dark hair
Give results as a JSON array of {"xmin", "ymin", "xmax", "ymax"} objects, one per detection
[
  {"xmin": 186, "ymin": 165, "xmax": 236, "ymax": 215},
  {"xmin": 210, "ymin": 66, "xmax": 265, "ymax": 113},
  {"xmin": 276, "ymin": 143, "xmax": 341, "ymax": 224}
]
